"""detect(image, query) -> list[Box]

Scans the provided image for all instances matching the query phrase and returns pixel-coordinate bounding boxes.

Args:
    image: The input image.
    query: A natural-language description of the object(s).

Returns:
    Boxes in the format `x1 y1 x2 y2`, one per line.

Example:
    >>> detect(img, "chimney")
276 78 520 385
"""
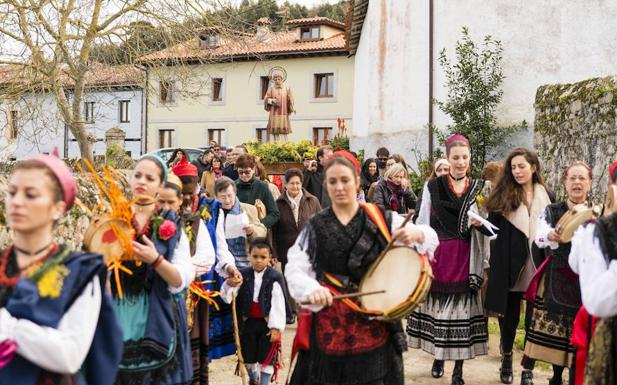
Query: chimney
256 17 272 42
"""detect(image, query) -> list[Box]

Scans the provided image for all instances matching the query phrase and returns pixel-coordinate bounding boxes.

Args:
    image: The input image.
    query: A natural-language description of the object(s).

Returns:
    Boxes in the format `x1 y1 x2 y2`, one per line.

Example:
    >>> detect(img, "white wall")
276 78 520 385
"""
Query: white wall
0 87 144 160
352 0 617 167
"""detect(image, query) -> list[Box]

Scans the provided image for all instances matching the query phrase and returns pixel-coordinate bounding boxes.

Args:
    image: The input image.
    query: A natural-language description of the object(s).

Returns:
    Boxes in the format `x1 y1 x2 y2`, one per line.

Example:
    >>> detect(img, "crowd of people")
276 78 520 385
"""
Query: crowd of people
1 136 617 385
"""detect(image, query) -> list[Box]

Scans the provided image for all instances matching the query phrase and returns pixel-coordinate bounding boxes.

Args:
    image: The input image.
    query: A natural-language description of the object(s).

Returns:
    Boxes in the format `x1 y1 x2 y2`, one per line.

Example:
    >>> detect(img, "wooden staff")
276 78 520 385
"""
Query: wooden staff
300 290 386 305
232 294 248 385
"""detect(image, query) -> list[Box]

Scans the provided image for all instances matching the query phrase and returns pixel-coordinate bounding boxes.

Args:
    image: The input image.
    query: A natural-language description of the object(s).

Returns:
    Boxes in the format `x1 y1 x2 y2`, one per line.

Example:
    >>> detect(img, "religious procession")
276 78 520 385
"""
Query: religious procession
1 0 617 385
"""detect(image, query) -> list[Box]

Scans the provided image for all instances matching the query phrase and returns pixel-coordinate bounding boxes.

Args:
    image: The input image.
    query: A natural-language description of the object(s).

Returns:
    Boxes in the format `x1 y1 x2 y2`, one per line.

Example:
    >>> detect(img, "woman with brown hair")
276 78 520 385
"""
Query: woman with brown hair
407 134 491 385
484 148 552 385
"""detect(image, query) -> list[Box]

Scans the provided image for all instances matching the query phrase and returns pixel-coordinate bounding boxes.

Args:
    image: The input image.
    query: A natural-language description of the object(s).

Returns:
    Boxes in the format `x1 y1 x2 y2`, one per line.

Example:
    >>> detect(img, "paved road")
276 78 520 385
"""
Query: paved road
209 323 558 385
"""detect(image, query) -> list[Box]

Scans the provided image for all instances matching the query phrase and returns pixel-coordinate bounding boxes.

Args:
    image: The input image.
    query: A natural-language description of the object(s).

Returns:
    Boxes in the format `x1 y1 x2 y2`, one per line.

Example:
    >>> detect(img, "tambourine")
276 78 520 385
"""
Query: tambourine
555 204 601 242
83 216 133 262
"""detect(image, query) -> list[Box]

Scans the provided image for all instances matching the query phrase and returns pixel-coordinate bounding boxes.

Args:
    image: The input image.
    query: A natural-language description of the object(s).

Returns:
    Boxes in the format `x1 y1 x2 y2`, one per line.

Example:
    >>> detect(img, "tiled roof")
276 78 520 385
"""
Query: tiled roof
347 0 369 56
140 30 347 63
287 16 346 30
0 63 144 89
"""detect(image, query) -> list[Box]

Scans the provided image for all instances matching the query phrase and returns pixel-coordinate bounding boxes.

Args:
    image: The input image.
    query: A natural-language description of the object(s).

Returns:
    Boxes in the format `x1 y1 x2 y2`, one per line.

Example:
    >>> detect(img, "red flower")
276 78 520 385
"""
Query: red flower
158 220 177 240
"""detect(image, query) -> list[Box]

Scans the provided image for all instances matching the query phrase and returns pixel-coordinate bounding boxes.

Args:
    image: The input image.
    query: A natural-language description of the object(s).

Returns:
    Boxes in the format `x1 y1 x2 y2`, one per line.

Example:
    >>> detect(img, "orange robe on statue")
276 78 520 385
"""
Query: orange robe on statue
264 86 294 135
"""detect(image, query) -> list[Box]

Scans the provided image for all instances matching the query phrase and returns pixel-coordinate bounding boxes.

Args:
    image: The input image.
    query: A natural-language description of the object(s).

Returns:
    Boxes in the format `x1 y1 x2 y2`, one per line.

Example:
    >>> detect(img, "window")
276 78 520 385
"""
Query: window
300 26 320 41
8 110 17 140
260 76 271 100
313 127 331 145
199 34 219 49
256 128 269 143
84 102 95 123
211 78 223 102
119 100 130 123
158 129 174 148
208 129 225 146
159 81 175 104
314 73 334 98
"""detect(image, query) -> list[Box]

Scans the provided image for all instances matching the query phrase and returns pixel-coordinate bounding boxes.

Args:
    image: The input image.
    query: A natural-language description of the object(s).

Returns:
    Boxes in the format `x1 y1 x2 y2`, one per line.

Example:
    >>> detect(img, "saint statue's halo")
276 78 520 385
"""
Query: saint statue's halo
268 66 287 82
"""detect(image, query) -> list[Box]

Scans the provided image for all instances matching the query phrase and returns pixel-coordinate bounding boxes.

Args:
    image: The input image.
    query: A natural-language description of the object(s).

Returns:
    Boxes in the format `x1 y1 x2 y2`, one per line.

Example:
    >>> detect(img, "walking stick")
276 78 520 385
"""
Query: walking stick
232 294 249 385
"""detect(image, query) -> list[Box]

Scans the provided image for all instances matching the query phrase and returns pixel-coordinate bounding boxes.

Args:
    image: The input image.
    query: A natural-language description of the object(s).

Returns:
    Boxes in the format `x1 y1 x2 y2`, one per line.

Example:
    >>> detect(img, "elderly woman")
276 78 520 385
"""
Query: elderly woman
235 155 280 229
215 176 267 269
371 163 417 214
272 168 321 271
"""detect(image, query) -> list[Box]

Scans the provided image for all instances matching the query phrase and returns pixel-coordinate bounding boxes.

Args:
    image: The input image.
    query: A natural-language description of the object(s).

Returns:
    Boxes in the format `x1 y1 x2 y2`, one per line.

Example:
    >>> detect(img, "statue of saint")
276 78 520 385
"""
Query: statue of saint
264 67 295 142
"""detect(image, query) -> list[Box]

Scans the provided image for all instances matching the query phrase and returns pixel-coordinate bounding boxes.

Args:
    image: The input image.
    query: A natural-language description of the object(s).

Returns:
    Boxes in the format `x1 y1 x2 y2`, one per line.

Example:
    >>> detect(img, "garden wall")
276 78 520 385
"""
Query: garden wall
535 75 617 201
0 165 130 249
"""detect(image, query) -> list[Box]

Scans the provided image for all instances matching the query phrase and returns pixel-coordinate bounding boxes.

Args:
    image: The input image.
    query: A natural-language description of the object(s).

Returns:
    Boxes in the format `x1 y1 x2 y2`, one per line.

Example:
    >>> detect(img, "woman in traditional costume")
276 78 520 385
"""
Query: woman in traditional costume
407 134 491 385
522 161 591 385
285 155 439 385
113 155 194 385
0 154 122 384
568 161 617 385
484 148 552 385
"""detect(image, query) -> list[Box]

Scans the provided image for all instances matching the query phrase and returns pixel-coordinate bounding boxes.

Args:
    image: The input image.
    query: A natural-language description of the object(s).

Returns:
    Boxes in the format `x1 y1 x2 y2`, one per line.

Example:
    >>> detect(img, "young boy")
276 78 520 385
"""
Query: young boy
221 239 286 385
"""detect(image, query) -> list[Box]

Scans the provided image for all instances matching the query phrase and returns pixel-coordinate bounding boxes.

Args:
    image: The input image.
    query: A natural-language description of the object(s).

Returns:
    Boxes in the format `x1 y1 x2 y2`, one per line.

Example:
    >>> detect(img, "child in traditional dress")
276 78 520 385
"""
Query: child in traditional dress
221 239 286 385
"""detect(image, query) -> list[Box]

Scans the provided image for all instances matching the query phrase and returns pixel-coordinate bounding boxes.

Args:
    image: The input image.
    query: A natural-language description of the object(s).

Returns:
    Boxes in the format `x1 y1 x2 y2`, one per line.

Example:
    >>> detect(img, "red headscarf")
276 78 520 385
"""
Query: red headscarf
172 158 198 177
332 150 361 175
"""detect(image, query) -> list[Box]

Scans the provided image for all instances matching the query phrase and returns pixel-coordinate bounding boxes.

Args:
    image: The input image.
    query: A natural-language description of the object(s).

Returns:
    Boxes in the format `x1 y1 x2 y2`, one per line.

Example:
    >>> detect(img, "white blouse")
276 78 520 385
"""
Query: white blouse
169 230 197 294
285 211 439 313
213 208 237 278
569 223 617 318
220 270 286 331
0 276 102 373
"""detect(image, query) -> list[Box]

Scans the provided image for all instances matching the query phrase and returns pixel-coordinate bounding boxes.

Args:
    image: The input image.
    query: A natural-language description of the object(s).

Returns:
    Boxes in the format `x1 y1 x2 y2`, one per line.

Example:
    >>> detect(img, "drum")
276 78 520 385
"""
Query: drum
83 216 133 262
358 246 432 322
555 204 600 242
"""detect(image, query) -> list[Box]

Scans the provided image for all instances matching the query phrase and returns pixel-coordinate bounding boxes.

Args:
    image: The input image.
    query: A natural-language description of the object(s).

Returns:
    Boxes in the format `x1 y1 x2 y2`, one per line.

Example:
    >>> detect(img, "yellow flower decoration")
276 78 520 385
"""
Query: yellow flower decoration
185 223 194 243
201 207 211 222
37 265 70 299
476 195 486 209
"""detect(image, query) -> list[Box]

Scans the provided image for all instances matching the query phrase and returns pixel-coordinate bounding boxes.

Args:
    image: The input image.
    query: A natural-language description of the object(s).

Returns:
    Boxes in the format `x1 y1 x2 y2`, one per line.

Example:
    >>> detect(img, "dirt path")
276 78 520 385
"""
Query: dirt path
208 324 558 385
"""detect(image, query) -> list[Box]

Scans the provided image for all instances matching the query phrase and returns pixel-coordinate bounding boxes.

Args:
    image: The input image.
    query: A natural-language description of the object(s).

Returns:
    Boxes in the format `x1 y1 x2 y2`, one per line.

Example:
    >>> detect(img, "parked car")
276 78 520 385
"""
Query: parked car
146 147 204 163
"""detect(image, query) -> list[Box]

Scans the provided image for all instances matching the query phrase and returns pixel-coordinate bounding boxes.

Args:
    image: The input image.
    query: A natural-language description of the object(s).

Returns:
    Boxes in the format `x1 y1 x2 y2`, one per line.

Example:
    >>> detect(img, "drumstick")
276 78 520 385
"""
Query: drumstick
300 290 385 305
384 210 415 252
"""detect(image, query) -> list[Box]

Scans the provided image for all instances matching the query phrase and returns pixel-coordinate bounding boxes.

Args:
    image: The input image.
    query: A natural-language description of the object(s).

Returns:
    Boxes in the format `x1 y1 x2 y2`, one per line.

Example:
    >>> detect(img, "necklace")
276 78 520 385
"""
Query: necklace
0 243 59 287
13 241 54 256
447 174 469 198
449 173 466 181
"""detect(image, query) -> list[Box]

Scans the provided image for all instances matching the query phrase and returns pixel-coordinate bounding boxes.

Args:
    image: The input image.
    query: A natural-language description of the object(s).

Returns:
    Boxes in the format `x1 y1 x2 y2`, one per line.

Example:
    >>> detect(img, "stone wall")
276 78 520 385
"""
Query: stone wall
0 167 130 249
534 76 617 201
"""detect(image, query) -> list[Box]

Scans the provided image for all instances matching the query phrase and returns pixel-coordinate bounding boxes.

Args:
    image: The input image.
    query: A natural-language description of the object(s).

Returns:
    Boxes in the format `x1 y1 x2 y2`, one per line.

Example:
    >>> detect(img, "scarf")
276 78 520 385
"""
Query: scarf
224 199 249 268
286 190 303 225
386 179 403 212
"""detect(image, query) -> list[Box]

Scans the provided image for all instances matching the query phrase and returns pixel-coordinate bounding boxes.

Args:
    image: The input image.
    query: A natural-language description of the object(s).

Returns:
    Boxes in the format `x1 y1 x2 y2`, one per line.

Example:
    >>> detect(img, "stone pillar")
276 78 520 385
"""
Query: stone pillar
105 127 126 149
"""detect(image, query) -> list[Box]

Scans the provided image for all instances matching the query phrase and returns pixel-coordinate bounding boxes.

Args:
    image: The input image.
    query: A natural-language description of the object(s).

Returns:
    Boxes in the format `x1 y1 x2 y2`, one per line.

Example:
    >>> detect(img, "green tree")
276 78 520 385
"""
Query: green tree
436 27 516 176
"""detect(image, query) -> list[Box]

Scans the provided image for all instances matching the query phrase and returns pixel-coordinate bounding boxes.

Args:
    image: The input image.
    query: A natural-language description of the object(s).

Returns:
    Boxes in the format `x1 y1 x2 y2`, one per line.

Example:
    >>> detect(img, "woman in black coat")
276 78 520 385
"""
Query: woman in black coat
484 148 551 385
372 162 417 214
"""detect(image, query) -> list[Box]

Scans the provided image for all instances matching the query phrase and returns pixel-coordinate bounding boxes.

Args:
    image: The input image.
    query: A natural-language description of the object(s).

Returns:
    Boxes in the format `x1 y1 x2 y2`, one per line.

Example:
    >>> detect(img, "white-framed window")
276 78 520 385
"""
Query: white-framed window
8 110 17 140
84 101 95 123
256 128 269 143
119 100 130 123
158 129 174 148
312 127 332 145
207 128 225 146
159 81 175 104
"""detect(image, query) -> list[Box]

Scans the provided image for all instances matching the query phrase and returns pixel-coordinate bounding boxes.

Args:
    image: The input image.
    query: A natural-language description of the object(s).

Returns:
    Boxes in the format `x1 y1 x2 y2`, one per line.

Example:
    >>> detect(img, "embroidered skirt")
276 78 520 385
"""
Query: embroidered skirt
524 279 575 367
407 291 488 361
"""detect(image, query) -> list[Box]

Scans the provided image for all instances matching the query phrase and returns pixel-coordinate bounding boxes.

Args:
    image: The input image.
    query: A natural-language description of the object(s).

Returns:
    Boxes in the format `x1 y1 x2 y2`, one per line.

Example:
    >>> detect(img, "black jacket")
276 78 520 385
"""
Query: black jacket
371 179 417 214
223 164 238 180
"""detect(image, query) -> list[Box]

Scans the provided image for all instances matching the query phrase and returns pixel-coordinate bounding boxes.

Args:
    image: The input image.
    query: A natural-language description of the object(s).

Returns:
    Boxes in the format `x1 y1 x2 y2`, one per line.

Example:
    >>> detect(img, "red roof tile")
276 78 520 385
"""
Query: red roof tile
140 30 347 63
287 17 346 29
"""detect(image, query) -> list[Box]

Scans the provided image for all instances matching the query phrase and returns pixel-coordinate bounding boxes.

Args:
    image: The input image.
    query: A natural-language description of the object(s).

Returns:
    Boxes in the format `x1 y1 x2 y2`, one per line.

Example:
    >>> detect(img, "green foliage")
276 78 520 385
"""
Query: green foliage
105 144 135 169
436 27 517 176
246 140 318 164
328 135 349 151
408 148 445 195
